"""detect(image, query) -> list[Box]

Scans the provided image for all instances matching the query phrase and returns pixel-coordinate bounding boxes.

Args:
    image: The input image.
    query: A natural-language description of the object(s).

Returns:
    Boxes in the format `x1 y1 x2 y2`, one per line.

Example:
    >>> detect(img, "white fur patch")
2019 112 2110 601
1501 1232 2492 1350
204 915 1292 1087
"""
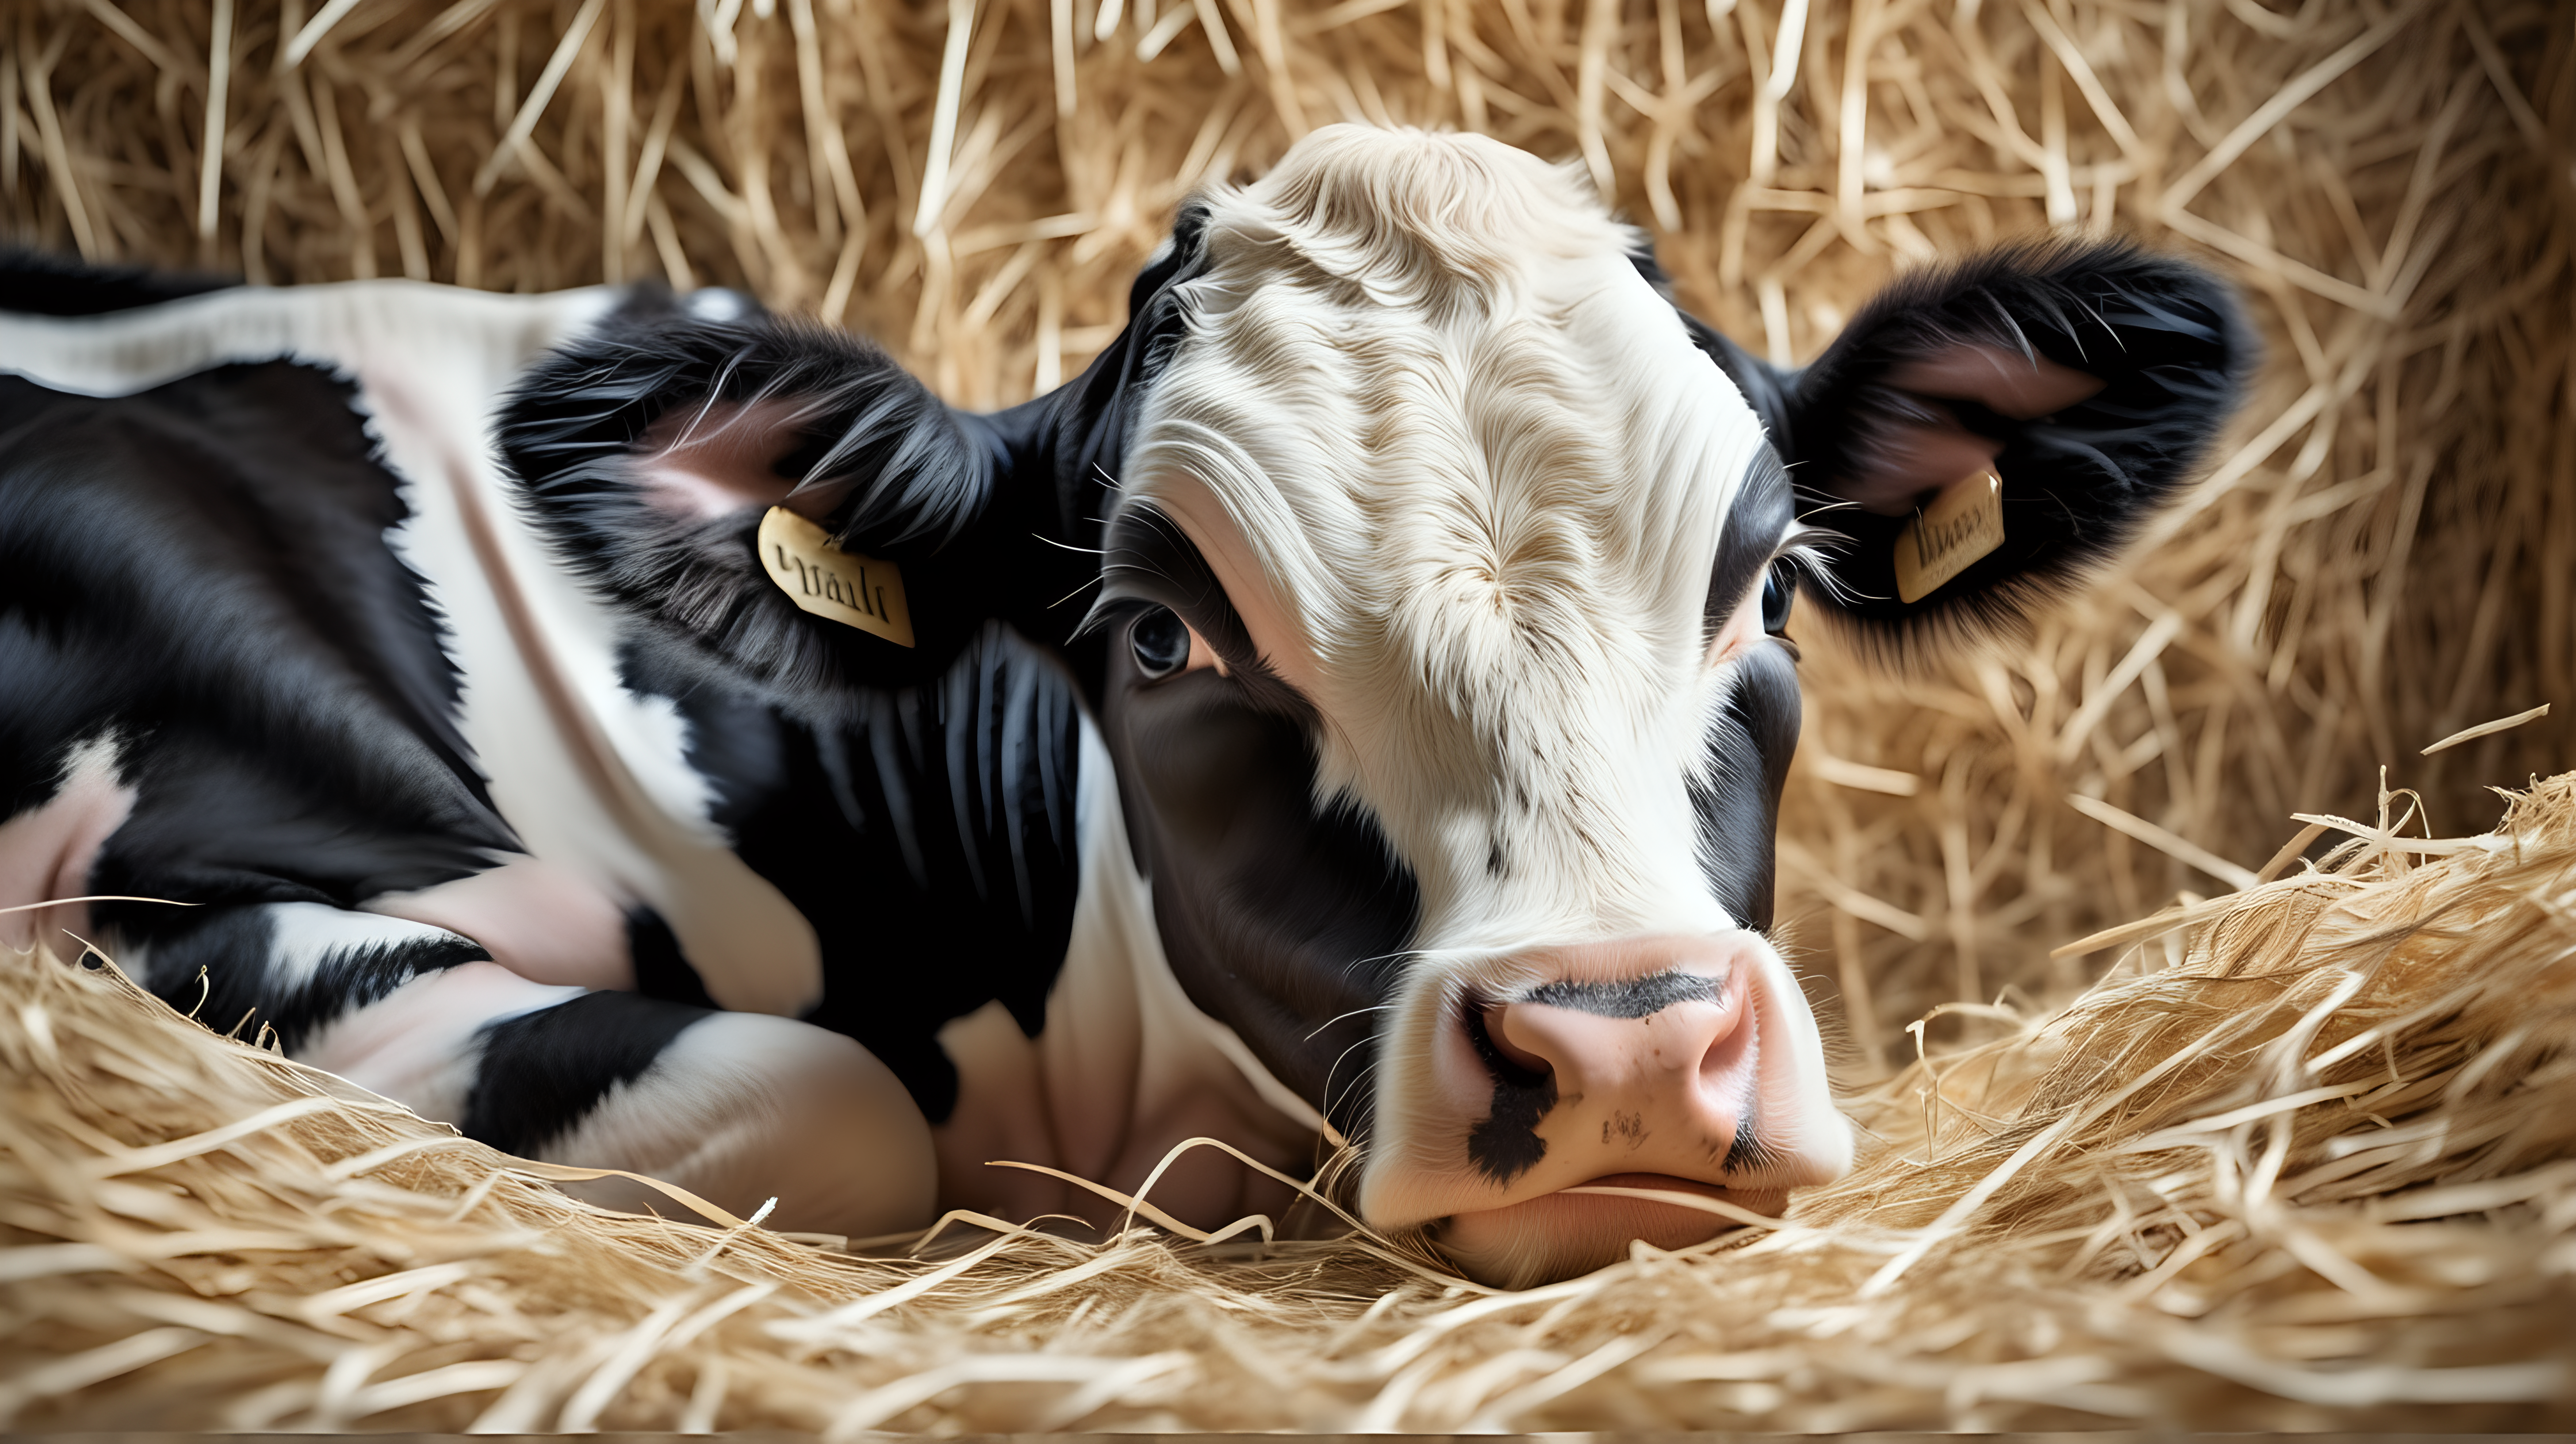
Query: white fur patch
0 733 134 955
261 902 472 992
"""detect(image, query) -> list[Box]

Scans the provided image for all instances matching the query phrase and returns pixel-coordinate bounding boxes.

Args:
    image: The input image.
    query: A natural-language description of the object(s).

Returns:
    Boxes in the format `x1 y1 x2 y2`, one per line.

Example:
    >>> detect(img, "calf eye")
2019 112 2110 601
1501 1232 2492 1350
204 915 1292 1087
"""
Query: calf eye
1130 606 1192 679
1761 561 1797 634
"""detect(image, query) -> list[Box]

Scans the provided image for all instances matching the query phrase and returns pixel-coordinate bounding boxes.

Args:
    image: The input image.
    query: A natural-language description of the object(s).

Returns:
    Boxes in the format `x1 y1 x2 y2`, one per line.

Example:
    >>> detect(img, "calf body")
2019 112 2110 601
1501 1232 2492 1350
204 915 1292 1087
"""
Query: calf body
0 282 1311 1236
2 127 2242 1285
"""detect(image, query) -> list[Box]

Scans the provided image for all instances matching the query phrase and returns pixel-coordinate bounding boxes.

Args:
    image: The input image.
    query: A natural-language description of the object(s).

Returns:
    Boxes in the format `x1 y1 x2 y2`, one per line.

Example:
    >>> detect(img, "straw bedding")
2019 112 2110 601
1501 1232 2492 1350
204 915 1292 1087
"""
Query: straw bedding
5 0 2575 1429
6 783 2576 1431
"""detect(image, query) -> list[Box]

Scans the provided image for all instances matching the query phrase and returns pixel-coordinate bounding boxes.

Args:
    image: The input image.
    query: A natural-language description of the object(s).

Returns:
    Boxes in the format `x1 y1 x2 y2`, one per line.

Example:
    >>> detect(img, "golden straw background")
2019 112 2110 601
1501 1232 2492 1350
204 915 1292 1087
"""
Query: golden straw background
5 0 2576 1429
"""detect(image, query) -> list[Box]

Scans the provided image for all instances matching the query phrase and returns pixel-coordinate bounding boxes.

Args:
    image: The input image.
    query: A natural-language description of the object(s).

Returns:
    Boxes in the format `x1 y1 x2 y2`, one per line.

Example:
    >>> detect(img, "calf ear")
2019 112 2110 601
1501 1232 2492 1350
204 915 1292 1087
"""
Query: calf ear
1721 240 2249 635
499 289 1037 699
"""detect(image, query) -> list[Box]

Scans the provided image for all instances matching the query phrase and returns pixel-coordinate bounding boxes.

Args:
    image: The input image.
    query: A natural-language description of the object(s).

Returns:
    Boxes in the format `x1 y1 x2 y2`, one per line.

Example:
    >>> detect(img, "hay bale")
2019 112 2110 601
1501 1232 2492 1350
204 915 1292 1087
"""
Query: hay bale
6 777 2576 1430
4 0 2575 1428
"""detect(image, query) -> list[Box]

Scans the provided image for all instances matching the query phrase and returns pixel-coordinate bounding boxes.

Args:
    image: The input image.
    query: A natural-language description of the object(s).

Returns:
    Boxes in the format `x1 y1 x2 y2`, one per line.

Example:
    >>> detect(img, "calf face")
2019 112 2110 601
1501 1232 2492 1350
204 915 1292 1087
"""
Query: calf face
514 126 2244 1285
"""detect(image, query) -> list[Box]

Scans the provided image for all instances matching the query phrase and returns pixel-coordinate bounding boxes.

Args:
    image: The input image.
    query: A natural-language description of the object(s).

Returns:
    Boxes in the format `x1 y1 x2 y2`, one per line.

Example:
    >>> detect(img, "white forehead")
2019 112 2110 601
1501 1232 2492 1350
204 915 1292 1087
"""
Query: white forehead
1121 127 1783 945
1123 126 1774 684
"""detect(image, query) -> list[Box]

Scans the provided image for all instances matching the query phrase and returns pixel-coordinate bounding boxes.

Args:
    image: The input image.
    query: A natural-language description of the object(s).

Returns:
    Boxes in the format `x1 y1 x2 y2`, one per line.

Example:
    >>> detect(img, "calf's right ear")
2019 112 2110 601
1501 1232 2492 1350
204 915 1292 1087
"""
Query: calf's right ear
1694 239 2251 640
498 289 1054 699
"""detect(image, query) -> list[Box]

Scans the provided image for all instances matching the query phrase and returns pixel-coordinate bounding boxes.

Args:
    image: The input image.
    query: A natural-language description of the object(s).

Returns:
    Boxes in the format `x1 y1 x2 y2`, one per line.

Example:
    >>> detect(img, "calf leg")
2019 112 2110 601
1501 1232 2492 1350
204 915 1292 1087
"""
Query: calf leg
471 995 939 1237
117 901 935 1237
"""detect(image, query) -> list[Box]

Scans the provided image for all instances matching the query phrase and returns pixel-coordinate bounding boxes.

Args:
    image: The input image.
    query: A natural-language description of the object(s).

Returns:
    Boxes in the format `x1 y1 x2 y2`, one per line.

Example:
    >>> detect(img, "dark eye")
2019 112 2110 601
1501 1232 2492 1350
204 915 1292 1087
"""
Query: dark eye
1130 606 1192 680
1760 561 1796 634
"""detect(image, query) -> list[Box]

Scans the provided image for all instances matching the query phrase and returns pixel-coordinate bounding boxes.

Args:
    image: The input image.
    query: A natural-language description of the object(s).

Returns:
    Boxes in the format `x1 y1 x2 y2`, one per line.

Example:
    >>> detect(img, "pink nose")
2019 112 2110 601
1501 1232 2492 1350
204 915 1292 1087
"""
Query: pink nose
1476 934 1766 1185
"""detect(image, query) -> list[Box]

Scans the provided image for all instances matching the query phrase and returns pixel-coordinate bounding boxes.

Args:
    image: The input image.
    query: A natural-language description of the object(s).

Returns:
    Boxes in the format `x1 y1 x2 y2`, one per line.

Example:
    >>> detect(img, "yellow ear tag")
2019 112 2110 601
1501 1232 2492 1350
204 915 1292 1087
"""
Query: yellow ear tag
1893 469 2005 605
758 506 916 648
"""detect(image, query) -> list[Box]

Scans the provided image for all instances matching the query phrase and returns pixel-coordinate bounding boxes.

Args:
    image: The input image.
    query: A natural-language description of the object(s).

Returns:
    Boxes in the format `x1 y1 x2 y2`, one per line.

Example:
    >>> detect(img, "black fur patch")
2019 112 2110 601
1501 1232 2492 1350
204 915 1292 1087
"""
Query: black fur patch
461 991 707 1158
1 249 236 315
1102 627 1420 1141
1006 204 1213 526
1705 450 1795 634
625 624 1083 1124
3 361 514 909
627 905 717 1010
1690 640 1802 933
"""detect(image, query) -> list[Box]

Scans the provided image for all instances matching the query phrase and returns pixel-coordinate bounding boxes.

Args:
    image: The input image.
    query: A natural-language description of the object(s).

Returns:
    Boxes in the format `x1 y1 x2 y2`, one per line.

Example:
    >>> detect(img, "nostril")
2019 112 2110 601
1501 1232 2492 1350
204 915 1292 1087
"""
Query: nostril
1469 1001 1551 1083
1699 977 1749 1080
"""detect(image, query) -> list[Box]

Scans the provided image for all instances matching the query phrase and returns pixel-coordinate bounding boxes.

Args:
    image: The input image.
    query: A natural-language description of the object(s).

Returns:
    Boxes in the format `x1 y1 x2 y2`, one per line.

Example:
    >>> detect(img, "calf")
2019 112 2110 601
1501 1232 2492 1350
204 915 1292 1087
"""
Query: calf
0 126 2242 1286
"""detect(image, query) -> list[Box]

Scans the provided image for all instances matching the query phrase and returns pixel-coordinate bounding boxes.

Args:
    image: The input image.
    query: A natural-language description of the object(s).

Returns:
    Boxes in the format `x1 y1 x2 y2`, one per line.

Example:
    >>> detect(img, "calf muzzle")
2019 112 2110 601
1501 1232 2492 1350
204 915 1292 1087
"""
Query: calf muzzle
1475 935 1764 1187
1375 931 1849 1288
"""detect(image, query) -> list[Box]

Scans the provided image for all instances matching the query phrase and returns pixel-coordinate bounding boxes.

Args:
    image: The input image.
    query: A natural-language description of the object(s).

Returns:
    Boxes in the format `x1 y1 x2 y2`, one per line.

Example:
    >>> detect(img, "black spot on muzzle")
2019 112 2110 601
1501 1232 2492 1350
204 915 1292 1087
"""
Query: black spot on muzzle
1466 1072 1558 1185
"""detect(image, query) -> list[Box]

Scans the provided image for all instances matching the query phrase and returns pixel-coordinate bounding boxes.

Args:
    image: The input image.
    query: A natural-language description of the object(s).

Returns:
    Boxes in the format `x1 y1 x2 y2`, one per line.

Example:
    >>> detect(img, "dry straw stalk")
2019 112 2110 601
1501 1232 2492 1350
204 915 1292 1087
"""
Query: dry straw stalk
4 0 2575 1429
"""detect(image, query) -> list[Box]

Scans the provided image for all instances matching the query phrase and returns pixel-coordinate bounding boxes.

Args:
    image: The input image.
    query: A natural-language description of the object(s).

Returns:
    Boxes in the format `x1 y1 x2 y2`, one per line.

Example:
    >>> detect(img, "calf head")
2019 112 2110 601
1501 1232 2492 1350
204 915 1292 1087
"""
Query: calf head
509 125 2244 1287
1087 128 2243 1285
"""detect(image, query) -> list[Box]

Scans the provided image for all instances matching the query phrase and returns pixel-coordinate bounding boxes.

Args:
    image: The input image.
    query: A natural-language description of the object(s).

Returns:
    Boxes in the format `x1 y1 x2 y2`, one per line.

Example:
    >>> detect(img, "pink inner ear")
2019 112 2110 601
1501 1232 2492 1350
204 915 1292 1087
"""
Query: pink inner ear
634 399 853 522
1883 343 2105 419
1841 425 2002 516
1838 345 2110 516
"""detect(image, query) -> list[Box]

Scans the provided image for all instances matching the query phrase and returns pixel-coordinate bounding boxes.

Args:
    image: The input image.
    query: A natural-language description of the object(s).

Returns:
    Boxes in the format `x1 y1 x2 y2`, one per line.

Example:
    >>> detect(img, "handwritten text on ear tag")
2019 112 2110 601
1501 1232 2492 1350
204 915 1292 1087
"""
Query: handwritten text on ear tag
759 506 916 648
1893 469 2005 605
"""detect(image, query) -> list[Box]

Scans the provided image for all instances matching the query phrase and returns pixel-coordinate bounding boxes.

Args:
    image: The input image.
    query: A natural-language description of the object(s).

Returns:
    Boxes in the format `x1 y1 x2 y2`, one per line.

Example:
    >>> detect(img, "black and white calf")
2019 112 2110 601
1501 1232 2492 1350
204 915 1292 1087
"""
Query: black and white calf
1 127 2242 1286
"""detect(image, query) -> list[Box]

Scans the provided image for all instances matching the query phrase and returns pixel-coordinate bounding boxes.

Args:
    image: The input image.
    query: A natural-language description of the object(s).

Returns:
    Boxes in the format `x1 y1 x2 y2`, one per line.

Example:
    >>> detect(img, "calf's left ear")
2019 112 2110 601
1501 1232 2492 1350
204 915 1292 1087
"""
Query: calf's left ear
1695 239 2250 634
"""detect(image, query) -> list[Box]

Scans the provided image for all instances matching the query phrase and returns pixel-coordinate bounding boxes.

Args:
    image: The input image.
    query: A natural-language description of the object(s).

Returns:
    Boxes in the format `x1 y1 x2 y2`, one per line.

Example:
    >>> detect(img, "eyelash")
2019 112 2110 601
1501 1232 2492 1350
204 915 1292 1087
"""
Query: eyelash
1078 593 1161 639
